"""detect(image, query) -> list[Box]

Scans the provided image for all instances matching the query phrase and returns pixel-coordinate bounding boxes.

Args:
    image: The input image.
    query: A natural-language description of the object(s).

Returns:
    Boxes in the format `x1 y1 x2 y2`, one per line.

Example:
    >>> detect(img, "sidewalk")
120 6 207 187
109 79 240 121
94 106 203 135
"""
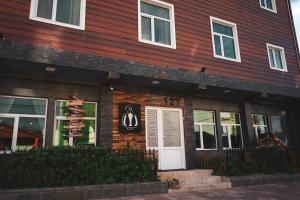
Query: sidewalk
104 182 300 200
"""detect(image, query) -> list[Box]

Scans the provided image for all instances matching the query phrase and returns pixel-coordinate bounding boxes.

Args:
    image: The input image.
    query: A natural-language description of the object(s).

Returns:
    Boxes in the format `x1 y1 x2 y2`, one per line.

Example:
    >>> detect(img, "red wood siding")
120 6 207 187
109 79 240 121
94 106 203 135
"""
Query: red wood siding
0 0 299 87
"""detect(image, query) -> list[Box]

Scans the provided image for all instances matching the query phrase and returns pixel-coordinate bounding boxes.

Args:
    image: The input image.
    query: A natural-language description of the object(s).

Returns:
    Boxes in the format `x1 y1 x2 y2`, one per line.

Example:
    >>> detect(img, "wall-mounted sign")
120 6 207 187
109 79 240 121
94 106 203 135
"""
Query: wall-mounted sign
119 103 141 133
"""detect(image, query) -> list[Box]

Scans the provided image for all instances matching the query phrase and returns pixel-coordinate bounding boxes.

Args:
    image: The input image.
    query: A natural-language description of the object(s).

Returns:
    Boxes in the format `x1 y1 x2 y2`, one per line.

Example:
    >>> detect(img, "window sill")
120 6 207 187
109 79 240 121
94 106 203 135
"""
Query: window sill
139 38 176 49
214 55 241 63
29 16 85 30
270 67 288 72
260 6 277 13
196 148 218 151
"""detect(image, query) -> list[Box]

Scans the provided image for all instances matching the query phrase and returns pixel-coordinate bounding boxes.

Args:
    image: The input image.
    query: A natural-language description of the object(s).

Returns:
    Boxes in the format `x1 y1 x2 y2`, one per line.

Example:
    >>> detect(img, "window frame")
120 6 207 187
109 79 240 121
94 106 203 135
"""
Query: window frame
53 99 97 146
29 0 86 30
193 110 218 151
259 0 277 13
220 112 244 150
0 95 48 153
266 43 288 72
210 17 241 63
138 0 176 49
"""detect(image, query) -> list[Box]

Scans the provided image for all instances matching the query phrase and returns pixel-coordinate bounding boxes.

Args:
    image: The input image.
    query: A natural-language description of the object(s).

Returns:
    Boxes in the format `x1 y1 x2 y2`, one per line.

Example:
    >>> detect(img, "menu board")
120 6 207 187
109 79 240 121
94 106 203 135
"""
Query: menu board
162 110 181 147
146 109 158 147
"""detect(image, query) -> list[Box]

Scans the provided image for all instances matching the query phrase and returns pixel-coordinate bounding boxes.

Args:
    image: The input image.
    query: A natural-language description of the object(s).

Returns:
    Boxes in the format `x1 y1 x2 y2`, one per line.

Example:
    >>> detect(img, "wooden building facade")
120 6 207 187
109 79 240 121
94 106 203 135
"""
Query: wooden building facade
0 0 300 170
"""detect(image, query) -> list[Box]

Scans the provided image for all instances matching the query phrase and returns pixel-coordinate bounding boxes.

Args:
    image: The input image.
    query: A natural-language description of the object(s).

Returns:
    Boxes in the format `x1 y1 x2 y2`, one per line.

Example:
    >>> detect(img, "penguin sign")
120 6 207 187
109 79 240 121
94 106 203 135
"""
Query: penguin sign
119 103 141 133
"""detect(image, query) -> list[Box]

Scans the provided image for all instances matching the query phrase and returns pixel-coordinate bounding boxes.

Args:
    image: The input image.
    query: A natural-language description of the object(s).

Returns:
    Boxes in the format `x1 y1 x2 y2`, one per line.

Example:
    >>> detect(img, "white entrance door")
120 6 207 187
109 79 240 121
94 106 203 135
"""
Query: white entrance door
146 107 186 170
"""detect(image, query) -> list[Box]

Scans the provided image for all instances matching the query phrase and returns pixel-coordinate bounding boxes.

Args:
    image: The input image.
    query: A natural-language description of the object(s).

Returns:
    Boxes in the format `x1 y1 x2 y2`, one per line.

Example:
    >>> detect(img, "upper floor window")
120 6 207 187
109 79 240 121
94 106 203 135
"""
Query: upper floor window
220 112 243 149
260 0 277 13
194 110 217 150
138 0 176 49
210 17 241 62
30 0 86 30
266 43 288 72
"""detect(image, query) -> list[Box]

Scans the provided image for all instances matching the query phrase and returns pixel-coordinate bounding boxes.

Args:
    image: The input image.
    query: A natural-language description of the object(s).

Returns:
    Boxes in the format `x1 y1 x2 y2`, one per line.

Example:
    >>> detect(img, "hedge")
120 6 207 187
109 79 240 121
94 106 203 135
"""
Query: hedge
0 146 158 189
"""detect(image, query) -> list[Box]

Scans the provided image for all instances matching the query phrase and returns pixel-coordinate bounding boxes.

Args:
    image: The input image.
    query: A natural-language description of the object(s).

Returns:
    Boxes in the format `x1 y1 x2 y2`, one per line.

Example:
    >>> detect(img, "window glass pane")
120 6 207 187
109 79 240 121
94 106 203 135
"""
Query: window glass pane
142 16 152 41
0 97 46 115
222 126 229 148
255 126 268 141
221 112 240 125
214 35 222 56
76 120 96 145
141 2 170 19
266 0 273 9
146 109 158 148
56 0 81 26
230 126 243 148
213 23 233 37
274 49 283 69
261 0 266 7
194 125 201 148
16 117 44 151
193 111 214 123
269 49 275 67
55 119 69 146
0 117 14 151
252 114 267 126
37 0 53 19
154 19 171 45
202 124 216 149
223 36 236 59
56 101 96 118
270 115 283 133
162 110 181 147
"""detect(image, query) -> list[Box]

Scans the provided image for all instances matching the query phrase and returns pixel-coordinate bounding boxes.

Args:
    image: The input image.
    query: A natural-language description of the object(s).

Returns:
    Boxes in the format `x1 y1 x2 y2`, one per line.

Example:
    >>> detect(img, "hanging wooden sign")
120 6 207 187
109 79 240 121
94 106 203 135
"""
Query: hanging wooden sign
64 95 85 138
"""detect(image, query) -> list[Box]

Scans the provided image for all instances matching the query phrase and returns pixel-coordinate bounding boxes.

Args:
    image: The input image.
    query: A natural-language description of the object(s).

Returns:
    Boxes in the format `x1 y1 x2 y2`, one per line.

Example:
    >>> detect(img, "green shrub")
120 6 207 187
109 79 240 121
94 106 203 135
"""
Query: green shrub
0 146 158 189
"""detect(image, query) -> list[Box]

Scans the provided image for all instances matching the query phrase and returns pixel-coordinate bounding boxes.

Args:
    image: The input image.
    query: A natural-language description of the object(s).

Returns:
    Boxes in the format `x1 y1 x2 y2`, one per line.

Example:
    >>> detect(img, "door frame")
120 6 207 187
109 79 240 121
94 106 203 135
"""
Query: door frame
145 106 186 170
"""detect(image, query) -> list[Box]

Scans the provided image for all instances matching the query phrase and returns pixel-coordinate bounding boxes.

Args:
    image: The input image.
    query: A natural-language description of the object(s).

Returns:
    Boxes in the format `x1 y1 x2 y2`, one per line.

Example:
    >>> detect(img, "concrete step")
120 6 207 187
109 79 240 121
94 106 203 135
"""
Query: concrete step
159 169 213 180
169 182 232 193
178 176 221 185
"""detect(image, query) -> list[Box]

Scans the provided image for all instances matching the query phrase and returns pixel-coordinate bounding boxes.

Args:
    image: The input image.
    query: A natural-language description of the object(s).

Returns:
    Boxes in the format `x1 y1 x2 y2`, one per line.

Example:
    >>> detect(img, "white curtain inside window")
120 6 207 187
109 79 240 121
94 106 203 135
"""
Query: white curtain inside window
56 0 81 26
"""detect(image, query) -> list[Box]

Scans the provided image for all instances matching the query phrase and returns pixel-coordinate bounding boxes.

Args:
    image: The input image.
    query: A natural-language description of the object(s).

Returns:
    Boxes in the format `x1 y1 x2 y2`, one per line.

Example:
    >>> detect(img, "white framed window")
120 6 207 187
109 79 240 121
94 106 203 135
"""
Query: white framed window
260 0 277 13
53 100 97 146
210 17 241 62
0 96 48 153
266 43 288 72
220 112 243 149
138 0 176 49
29 0 86 30
193 110 217 150
252 114 268 145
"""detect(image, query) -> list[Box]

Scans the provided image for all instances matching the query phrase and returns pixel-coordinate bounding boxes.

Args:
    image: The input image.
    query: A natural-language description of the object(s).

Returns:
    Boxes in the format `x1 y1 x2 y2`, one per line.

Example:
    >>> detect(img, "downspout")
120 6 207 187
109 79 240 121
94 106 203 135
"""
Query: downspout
287 0 300 77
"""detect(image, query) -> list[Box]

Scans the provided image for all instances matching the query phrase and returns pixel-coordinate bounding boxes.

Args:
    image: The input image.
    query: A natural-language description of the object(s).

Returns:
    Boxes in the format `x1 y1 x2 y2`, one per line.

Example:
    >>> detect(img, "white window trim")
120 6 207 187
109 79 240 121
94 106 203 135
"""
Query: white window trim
220 112 244 150
53 100 97 146
194 110 218 151
259 0 277 13
266 43 288 72
138 0 176 49
29 0 86 30
0 95 48 153
210 17 241 63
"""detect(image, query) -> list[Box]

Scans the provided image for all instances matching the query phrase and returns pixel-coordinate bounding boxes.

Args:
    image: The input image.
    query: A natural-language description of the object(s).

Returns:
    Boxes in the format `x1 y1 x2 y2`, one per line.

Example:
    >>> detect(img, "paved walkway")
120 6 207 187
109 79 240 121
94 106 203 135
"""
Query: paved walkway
104 183 300 200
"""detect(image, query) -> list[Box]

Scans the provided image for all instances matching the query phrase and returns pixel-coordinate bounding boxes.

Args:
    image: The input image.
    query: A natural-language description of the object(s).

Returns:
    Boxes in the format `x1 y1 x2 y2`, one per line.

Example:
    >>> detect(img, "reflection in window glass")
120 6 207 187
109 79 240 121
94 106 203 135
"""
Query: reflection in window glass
270 115 287 144
54 100 97 146
252 114 268 144
221 112 243 149
0 117 14 152
194 111 217 150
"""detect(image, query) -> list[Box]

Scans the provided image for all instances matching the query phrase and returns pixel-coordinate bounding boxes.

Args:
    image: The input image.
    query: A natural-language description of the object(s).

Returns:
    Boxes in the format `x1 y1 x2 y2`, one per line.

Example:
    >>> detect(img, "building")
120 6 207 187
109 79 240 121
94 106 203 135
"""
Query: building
0 0 300 170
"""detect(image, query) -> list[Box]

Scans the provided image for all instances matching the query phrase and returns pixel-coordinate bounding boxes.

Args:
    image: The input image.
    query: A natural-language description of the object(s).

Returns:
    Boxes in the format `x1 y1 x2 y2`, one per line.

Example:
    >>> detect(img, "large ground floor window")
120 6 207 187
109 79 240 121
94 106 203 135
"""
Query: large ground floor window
53 100 97 146
193 110 217 150
221 112 243 149
0 96 47 153
252 114 268 144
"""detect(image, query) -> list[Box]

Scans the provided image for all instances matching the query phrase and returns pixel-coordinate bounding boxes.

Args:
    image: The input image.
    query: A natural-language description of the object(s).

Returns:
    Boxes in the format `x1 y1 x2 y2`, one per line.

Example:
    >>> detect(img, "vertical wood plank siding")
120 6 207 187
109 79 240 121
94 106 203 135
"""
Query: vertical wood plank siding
0 0 299 87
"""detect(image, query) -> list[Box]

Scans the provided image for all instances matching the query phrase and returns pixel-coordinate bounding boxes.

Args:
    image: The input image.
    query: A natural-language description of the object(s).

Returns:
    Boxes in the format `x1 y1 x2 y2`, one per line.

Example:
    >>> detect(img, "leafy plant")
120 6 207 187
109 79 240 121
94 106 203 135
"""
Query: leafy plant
0 146 158 189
